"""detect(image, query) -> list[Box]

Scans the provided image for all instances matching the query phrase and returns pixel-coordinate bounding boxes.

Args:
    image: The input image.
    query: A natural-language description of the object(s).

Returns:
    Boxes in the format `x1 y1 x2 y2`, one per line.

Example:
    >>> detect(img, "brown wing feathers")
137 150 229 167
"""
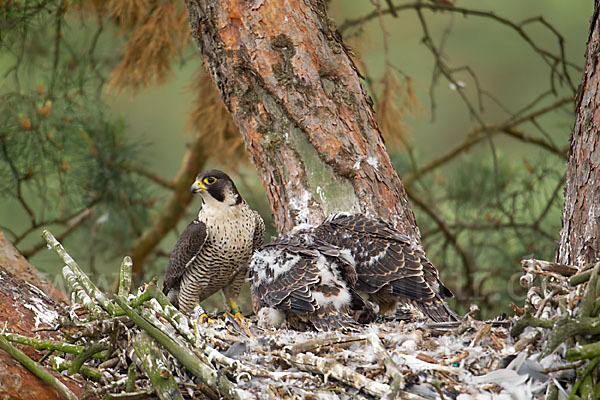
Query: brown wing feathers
162 219 207 295
250 213 459 330
317 215 453 298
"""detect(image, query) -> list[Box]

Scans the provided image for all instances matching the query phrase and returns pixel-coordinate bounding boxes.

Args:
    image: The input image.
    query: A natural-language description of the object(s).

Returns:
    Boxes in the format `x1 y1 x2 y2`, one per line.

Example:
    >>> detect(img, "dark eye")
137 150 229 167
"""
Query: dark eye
204 177 217 185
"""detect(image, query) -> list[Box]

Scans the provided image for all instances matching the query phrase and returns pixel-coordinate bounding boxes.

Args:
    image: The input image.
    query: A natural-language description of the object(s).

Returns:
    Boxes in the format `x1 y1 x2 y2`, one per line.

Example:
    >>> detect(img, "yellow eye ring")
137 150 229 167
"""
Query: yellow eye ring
204 177 217 185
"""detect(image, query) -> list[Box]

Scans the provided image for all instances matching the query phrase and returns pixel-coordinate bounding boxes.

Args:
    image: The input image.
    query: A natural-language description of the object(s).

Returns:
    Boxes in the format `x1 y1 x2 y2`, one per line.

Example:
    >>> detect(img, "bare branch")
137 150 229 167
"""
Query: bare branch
123 162 176 190
129 132 207 277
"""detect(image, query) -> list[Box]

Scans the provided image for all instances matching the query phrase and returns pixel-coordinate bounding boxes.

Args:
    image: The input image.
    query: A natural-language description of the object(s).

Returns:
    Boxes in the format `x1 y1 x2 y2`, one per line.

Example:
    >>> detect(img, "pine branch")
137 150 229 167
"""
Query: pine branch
124 162 175 190
0 335 78 400
129 131 207 277
21 208 92 258
133 330 184 400
44 229 121 316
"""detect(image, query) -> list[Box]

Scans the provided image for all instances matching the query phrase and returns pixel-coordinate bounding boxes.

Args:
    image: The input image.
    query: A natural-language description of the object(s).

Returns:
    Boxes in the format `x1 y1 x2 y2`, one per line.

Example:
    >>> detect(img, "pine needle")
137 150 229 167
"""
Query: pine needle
108 0 149 30
108 1 190 92
375 70 424 148
187 72 248 167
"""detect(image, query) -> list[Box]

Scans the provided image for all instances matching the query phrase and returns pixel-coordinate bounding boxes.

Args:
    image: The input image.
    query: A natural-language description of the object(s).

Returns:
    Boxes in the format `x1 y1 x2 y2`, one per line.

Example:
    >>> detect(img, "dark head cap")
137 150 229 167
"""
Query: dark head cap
191 169 242 205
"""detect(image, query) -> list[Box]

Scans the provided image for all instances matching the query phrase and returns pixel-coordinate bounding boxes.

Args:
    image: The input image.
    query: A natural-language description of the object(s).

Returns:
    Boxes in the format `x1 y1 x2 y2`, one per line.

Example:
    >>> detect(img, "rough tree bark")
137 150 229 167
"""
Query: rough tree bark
183 0 421 244
558 2 600 266
0 232 89 399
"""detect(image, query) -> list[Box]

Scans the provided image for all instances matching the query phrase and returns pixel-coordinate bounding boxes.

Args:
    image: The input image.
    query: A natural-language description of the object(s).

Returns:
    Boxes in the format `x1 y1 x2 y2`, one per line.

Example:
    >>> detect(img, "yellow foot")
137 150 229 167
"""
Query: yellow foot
233 311 245 320
199 313 215 324
223 310 246 320
190 305 214 324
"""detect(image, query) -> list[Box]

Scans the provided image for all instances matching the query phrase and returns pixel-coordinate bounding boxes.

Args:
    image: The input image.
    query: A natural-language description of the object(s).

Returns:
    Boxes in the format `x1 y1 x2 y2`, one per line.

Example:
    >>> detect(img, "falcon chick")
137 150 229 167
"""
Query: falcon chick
250 213 457 331
250 234 376 332
163 170 265 317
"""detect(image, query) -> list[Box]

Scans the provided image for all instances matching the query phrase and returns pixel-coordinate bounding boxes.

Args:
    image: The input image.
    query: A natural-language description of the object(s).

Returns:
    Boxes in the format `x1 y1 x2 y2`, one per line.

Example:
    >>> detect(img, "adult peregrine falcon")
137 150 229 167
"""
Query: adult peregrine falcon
250 213 457 331
163 170 265 317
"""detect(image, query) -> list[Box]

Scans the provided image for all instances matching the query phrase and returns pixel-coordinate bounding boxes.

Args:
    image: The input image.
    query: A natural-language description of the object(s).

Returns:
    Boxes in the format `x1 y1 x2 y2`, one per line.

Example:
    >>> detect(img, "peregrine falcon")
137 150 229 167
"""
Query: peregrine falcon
162 170 265 317
250 234 376 331
250 213 457 331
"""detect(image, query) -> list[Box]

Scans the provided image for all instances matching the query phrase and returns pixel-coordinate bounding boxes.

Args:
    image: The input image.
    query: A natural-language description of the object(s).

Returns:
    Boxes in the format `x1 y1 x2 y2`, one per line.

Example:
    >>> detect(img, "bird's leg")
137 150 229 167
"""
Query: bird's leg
220 271 254 336
190 304 214 324
226 298 244 320
179 275 215 323
223 296 254 337
222 270 247 320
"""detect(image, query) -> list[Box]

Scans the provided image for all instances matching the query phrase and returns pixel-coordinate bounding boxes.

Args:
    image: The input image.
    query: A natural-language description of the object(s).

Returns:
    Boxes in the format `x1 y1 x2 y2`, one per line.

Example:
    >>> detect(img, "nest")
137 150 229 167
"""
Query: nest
3 231 598 400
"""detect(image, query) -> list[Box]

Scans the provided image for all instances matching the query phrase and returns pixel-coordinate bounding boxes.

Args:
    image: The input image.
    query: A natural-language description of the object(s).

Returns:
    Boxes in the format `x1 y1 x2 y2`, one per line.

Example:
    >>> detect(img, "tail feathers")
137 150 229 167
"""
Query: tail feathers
310 304 359 332
417 297 461 322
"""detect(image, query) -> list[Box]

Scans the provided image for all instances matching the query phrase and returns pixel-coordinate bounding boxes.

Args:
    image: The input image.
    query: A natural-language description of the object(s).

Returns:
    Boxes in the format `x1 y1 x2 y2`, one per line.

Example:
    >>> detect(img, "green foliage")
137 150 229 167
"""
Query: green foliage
394 150 564 317
0 1 153 266
0 0 586 320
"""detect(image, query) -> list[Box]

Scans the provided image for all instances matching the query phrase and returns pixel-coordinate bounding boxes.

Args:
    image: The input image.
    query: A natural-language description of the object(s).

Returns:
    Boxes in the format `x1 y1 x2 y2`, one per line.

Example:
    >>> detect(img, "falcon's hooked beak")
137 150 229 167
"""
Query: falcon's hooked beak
191 180 207 194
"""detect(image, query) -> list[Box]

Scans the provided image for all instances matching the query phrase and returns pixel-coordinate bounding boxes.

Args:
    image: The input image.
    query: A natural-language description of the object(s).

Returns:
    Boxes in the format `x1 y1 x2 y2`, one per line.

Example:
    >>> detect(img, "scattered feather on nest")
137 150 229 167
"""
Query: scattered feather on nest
3 232 592 400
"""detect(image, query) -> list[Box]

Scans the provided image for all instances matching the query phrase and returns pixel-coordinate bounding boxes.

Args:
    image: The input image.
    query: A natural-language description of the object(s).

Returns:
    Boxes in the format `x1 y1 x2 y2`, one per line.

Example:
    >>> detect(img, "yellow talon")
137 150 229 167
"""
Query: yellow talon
233 311 245 320
222 311 245 321
199 313 215 324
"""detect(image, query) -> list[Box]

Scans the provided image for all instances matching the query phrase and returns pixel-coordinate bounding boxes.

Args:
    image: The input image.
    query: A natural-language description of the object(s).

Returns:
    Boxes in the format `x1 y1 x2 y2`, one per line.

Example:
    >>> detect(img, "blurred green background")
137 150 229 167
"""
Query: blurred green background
0 0 591 317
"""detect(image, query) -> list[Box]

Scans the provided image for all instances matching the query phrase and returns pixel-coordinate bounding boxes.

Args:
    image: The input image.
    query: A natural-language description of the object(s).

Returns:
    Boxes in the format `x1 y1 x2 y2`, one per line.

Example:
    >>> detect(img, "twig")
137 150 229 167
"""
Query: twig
570 271 593 286
510 310 555 337
129 284 194 344
0 335 78 400
578 262 600 318
133 330 184 400
113 296 249 400
21 205 96 258
68 343 107 375
124 162 176 190
2 332 106 357
280 351 392 398
61 316 133 340
340 3 580 81
126 362 137 392
63 265 105 317
366 332 401 377
403 97 572 186
119 256 133 297
566 341 600 361
543 317 600 358
48 355 102 380
569 358 600 397
43 229 121 316
102 390 154 399
288 333 377 355
540 360 585 374
534 287 562 318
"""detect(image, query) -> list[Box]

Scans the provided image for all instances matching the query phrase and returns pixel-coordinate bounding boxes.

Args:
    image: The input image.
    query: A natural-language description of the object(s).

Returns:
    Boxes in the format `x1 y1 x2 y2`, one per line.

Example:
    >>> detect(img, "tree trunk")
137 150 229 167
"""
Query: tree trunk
558 2 600 266
0 233 89 399
183 0 421 243
0 232 68 304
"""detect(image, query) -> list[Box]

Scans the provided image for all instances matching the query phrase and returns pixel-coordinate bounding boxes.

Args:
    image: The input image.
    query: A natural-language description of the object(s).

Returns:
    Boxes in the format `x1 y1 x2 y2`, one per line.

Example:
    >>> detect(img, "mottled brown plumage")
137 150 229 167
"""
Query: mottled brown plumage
312 213 457 322
250 213 457 331
250 234 374 331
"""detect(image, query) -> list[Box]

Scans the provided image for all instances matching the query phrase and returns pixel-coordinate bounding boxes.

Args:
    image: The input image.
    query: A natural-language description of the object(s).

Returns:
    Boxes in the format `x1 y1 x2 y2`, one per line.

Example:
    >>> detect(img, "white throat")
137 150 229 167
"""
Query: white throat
197 190 244 221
